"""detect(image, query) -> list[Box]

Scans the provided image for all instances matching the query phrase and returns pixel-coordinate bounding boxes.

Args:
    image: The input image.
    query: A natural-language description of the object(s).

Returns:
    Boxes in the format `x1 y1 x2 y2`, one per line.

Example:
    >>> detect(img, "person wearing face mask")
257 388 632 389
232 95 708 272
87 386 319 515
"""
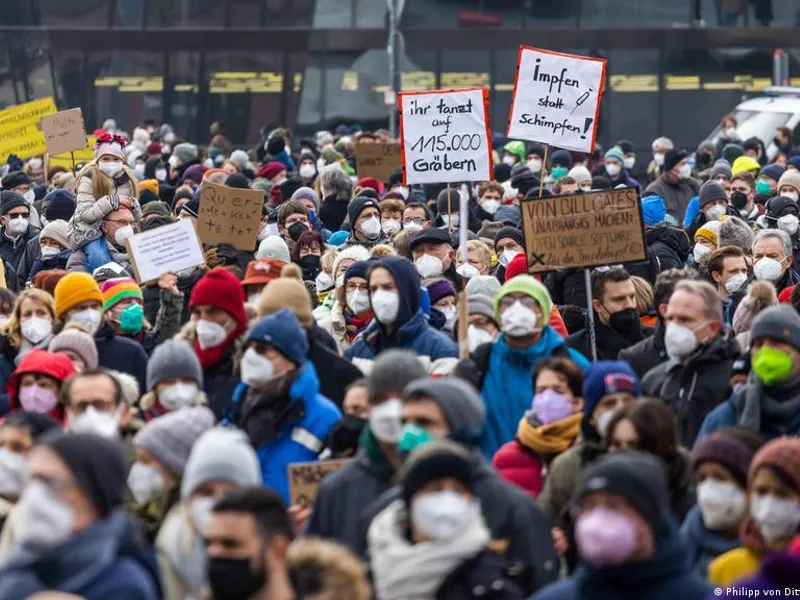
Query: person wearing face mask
167 142 201 185
137 339 206 421
410 227 463 292
471 181 505 227
646 136 673 185
276 200 311 250
312 244 370 321
749 229 800 295
755 163 784 203
48 325 99 374
369 440 524 600
182 267 248 418
502 140 526 167
426 278 458 333
0 170 43 229
308 350 426 550
456 239 493 280
6 349 75 426
777 169 800 204
0 432 160 600
643 280 739 446
602 146 641 191
318 260 374 354
344 196 389 249
434 187 469 233
345 256 458 368
241 257 285 306
686 181 738 242
760 195 800 272
699 305 800 441
378 196 405 240
453 294 500 354
708 246 750 306
566 268 652 361
324 378 369 459
0 191 40 274
534 451 712 600
19 189 75 285
228 309 341 503
290 230 326 285
644 148 700 222
709 437 800 587
493 357 584 500
157 427 261 600
21 219 70 286
690 220 721 273
524 143 547 176
681 428 763 578
493 227 525 283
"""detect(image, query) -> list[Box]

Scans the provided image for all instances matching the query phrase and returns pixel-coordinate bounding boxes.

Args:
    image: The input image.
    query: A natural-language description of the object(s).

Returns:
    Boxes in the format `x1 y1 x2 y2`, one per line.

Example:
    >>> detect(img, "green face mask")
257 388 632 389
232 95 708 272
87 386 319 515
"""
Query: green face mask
551 166 568 181
756 180 772 196
752 346 793 385
398 423 435 455
119 303 144 335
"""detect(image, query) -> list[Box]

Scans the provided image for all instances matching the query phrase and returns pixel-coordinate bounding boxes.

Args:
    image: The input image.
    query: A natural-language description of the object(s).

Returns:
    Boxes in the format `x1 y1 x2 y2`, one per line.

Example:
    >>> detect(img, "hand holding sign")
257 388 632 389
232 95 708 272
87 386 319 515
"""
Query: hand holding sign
40 108 87 156
198 180 265 251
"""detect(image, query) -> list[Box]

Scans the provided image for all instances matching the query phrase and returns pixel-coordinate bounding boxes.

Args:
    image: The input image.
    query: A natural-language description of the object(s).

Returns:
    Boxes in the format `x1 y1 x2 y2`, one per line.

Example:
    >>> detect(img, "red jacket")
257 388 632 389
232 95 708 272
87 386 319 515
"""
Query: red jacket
492 439 545 500
7 349 76 423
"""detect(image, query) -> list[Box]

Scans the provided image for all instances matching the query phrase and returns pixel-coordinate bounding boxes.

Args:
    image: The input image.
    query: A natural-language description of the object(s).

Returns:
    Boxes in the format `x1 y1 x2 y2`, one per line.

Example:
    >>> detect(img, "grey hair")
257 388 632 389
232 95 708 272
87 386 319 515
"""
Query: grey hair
652 137 673 151
673 279 723 321
719 216 755 252
319 164 352 201
753 229 792 258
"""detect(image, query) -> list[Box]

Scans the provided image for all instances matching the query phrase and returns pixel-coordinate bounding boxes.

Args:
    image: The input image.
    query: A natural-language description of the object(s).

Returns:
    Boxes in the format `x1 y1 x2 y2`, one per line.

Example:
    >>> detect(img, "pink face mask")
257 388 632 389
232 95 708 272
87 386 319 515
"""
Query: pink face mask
575 507 637 567
19 385 58 414
532 389 573 425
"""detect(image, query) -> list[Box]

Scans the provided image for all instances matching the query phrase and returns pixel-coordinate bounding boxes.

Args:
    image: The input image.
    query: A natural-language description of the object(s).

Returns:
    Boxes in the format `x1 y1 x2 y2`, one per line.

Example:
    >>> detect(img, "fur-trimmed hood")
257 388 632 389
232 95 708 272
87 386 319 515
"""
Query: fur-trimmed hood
287 537 371 600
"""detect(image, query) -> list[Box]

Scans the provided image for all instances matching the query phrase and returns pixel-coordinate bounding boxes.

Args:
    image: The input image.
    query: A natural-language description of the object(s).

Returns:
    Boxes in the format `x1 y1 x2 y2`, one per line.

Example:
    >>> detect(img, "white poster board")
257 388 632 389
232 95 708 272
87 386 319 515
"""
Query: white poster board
506 46 607 153
399 87 493 185
125 219 206 284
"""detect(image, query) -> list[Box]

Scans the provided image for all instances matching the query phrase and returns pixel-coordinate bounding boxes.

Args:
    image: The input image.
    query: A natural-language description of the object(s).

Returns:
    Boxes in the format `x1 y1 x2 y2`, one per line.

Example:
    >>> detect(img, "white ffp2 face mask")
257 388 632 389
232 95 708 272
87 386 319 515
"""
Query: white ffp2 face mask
371 290 400 325
697 479 747 531
195 319 228 350
467 324 495 352
368 398 403 444
754 257 784 282
415 253 444 278
501 301 539 337
359 217 381 240
70 406 120 439
99 162 123 177
346 290 370 315
127 461 166 505
17 480 74 549
159 382 198 410
750 494 800 543
21 317 52 344
664 322 700 361
69 308 103 334
411 491 476 541
240 347 275 388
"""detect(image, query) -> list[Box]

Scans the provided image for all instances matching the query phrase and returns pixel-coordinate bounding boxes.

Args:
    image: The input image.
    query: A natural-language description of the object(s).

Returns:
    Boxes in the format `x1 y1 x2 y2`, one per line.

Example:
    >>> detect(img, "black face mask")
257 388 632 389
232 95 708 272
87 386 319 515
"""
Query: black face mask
730 191 749 210
298 254 321 278
326 413 366 456
608 307 640 335
288 221 308 242
208 555 266 600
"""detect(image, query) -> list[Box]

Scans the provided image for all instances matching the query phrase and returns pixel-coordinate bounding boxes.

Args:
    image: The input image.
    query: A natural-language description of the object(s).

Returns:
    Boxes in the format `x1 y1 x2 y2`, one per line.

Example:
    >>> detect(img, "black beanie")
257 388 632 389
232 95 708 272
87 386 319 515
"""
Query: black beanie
347 196 379 227
280 177 303 202
576 451 669 538
664 149 687 173
399 440 473 506
0 191 27 216
41 432 127 517
225 173 251 189
494 226 525 251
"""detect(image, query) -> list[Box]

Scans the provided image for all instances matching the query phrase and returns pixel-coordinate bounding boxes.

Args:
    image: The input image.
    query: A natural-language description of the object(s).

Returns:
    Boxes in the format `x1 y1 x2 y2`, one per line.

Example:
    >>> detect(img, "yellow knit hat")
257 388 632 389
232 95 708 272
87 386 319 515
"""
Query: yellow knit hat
694 221 721 247
54 272 104 318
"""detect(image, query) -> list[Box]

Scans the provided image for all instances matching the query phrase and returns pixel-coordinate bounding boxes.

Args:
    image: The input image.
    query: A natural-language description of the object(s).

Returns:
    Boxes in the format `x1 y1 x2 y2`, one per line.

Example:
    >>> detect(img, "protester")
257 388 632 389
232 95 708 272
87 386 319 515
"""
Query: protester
140 339 207 421
644 148 701 222
287 537 372 600
48 325 99 372
6 349 76 424
318 260 374 353
0 190 41 273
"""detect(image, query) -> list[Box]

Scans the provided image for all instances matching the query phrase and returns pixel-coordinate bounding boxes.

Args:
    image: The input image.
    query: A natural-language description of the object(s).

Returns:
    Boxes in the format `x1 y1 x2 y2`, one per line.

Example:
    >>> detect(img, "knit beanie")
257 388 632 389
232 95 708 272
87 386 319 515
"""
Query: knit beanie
101 277 144 311
467 295 497 325
709 160 732 181
0 191 27 216
291 187 320 210
173 143 198 164
367 349 426 404
402 377 485 444
1 170 31 190
400 440 473 506
426 279 456 306
692 431 758 488
722 143 745 164
189 267 247 330
246 309 308 365
257 161 286 181
582 360 641 418
182 164 206 185
761 164 785 183
604 146 625 164
778 169 800 195
699 181 728 208
694 221 721 246
257 236 291 264
749 304 800 352
230 150 250 172
180 427 262 500
494 275 552 323
465 275 501 299
568 165 592 185
749 437 800 492
41 431 127 517
43 189 76 222
147 339 204 391
732 281 778 336
142 201 171 219
257 271 313 328
343 260 370 284
494 227 525 251
48 328 99 369
347 196 380 228
504 252 529 281
719 216 755 252
732 156 760 176
332 245 371 282
39 220 70 249
664 149 687 173
577 451 670 538
550 149 573 169
54 272 104 318
133 406 216 478
138 178 160 197
94 138 125 161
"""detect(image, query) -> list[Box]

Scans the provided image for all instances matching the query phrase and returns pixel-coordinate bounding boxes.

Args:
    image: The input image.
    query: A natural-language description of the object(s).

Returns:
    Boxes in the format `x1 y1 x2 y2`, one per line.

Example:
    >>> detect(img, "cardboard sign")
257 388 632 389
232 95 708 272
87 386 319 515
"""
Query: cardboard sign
40 108 87 156
0 97 58 161
198 180 265 251
125 219 206 284
49 136 96 170
399 87 492 185
355 142 402 182
287 459 350 509
520 187 645 272
507 47 607 153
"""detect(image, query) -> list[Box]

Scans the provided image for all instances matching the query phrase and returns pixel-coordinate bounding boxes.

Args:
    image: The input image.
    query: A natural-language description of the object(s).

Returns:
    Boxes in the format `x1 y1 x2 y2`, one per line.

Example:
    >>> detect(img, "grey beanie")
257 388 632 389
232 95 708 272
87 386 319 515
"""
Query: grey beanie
133 406 215 477
465 275 501 299
367 349 426 404
181 427 262 499
147 339 203 391
750 305 800 352
467 295 497 324
174 143 198 164
49 327 99 369
699 181 728 208
402 377 485 443
719 216 755 252
709 159 732 181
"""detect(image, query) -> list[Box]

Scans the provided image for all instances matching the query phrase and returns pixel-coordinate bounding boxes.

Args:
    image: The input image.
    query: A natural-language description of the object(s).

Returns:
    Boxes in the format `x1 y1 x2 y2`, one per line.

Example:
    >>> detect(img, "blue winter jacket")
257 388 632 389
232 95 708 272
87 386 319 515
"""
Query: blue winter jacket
480 327 590 459
231 362 342 504
344 256 458 361
680 504 741 579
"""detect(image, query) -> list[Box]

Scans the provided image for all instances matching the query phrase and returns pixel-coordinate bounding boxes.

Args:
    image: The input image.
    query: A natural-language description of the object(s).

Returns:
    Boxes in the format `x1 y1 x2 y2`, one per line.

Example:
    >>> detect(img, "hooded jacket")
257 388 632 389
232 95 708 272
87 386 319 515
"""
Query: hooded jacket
345 256 458 362
643 328 740 447
6 348 75 423
680 504 741 579
645 224 691 272
306 323 363 407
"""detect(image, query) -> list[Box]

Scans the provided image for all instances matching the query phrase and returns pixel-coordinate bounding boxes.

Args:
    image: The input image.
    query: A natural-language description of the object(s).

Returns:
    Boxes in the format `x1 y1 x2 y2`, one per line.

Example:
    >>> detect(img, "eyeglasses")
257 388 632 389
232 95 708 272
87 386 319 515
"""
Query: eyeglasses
345 283 369 293
8 213 29 220
403 218 424 225
498 295 538 310
72 400 116 414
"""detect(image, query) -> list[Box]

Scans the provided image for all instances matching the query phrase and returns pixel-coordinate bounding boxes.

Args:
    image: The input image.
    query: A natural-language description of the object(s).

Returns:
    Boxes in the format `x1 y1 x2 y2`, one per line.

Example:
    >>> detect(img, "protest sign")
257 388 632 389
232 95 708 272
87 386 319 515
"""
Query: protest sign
0 97 58 161
507 47 607 153
49 136 96 170
520 187 645 272
399 87 492 185
125 219 206 284
355 142 402 182
198 180 265 251
287 459 350 509
40 108 87 156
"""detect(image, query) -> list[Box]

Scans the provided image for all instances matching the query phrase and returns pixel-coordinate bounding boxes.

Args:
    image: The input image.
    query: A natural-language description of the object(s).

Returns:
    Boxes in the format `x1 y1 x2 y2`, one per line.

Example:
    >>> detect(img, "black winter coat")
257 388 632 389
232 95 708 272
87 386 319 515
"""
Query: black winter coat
436 551 525 600
566 314 653 361
318 193 349 232
307 325 362 407
0 226 40 273
94 322 149 394
646 224 691 273
203 346 240 420
643 328 741 447
618 322 668 378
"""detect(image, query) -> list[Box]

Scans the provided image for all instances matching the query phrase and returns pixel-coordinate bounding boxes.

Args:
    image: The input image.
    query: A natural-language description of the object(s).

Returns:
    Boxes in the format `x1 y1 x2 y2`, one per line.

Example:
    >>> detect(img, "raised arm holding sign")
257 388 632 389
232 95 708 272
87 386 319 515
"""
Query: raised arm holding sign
198 180 265 251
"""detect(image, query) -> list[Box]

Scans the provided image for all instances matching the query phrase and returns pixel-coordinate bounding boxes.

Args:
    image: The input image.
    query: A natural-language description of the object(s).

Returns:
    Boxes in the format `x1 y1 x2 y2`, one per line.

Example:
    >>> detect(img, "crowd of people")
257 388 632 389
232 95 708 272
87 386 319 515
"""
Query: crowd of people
0 112 798 599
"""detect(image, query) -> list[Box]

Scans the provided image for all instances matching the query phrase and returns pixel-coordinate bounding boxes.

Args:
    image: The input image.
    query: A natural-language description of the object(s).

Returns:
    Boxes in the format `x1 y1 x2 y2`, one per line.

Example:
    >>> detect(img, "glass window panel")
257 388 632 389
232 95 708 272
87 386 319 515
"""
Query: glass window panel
38 0 108 27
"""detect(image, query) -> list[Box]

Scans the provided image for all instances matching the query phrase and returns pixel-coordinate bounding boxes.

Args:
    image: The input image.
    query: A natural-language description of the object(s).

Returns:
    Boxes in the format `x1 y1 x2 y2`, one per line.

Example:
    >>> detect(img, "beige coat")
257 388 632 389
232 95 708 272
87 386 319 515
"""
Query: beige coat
317 300 350 354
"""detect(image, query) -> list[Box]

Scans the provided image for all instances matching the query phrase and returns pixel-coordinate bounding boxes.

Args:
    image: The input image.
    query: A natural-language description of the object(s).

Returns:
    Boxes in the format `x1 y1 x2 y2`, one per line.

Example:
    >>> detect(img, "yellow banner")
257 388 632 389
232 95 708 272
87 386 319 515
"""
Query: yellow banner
0 97 58 161
49 136 97 170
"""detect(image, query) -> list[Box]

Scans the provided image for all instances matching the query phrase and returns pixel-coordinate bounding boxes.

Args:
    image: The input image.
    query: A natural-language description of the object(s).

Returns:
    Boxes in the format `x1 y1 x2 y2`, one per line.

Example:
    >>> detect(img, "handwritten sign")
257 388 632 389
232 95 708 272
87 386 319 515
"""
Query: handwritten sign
49 136 96 171
520 188 645 272
399 87 492 185
40 108 87 156
198 180 265 250
125 219 206 284
287 459 349 509
0 97 58 161
355 142 402 182
507 47 607 153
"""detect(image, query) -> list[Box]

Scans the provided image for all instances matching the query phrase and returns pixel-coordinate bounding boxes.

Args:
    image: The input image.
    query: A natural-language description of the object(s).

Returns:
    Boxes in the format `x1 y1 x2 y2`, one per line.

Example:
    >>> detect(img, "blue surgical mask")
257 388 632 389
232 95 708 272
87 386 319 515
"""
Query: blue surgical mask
641 195 666 226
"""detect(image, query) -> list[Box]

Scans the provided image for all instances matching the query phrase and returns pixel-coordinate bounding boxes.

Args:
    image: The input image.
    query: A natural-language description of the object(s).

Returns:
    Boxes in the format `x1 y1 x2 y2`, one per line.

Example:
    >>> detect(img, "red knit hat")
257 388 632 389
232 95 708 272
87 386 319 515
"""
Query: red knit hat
504 252 529 281
190 267 247 328
7 349 76 405
357 177 383 193
749 437 800 492
257 161 286 181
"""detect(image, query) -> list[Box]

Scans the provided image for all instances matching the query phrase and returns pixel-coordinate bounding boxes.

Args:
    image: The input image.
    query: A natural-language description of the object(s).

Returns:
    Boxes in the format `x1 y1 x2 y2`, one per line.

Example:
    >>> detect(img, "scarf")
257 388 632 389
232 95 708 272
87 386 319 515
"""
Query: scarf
344 308 373 343
736 373 800 435
517 412 583 457
369 499 490 600
15 333 54 366
193 325 243 370
162 503 208 597
241 372 302 447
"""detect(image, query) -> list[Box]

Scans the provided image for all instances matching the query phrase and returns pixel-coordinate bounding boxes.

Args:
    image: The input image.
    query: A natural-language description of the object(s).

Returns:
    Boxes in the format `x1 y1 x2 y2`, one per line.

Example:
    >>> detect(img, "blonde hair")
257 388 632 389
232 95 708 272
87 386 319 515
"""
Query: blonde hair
369 244 395 259
463 239 492 272
75 159 139 201
630 276 654 317
321 248 339 277
1 289 56 350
